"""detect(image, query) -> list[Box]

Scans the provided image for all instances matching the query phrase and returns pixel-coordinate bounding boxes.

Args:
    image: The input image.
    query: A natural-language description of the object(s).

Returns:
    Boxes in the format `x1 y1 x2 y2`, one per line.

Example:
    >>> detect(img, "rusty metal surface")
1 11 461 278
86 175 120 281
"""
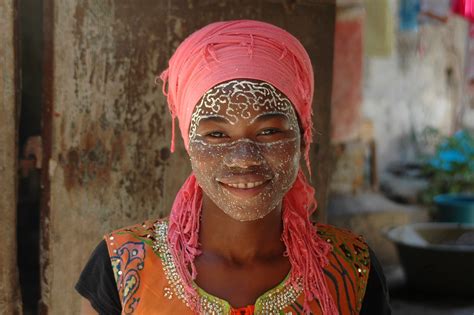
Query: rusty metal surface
0 0 22 314
42 1 335 313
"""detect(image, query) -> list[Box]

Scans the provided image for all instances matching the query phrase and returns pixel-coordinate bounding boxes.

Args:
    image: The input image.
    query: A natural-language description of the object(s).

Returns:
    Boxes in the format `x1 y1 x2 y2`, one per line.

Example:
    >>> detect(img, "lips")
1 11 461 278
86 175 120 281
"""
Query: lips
216 174 272 197
224 180 265 189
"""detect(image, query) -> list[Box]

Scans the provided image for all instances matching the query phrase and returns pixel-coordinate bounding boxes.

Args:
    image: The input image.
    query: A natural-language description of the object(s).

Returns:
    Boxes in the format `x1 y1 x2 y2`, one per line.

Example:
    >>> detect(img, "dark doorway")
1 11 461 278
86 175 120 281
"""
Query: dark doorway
17 0 43 313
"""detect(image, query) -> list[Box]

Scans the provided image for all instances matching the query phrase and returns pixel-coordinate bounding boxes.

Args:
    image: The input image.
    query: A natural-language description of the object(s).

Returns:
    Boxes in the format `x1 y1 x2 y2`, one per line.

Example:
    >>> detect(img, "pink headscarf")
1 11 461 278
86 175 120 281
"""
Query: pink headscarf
160 19 314 167
160 20 336 314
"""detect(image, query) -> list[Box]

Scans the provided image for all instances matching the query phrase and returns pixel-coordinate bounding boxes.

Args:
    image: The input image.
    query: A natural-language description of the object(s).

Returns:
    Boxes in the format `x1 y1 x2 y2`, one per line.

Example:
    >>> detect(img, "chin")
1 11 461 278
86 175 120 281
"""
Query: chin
220 205 277 222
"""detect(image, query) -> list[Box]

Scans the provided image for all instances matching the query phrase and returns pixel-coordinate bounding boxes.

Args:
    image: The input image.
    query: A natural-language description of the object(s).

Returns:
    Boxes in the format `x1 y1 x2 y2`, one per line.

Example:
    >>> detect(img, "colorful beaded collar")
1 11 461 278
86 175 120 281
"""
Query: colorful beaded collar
152 221 303 314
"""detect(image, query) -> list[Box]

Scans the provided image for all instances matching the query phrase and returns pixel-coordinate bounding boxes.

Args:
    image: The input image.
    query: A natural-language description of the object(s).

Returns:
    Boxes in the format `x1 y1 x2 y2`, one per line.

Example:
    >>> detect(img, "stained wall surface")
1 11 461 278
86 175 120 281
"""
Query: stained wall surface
42 1 335 313
0 0 22 313
363 12 471 173
331 6 364 143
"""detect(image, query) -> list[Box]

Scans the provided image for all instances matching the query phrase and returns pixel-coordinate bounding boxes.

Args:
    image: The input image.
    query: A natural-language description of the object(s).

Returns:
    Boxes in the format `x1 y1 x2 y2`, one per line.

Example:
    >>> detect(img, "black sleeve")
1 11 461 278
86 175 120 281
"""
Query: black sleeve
75 240 122 315
359 247 392 315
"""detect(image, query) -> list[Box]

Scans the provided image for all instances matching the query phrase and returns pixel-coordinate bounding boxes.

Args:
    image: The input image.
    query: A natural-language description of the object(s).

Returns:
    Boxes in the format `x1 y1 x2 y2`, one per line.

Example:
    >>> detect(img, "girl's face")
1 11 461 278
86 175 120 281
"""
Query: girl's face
188 80 301 222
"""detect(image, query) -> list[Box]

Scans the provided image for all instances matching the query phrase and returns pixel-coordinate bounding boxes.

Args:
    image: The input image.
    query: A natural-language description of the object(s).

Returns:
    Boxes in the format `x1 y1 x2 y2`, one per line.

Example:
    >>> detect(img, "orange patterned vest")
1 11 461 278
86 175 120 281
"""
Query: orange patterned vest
105 219 370 314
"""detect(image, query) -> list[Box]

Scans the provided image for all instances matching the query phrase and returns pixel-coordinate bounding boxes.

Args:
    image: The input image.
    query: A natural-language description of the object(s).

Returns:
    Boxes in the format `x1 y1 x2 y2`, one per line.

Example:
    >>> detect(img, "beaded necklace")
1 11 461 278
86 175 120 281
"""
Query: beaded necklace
153 221 303 314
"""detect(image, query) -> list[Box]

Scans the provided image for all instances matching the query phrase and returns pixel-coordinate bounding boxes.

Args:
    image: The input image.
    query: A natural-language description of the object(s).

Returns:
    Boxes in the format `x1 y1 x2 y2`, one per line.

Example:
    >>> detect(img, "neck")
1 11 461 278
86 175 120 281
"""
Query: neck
199 195 286 265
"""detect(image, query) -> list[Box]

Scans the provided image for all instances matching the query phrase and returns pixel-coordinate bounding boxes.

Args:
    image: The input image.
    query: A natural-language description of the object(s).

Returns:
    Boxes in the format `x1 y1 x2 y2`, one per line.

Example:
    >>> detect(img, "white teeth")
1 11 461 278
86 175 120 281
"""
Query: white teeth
225 181 265 189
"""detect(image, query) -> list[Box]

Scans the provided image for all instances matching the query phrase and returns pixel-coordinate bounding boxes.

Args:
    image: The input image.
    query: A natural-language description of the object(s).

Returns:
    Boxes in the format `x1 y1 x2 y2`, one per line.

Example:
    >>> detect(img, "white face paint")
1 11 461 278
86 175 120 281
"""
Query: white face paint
188 80 301 222
189 80 299 142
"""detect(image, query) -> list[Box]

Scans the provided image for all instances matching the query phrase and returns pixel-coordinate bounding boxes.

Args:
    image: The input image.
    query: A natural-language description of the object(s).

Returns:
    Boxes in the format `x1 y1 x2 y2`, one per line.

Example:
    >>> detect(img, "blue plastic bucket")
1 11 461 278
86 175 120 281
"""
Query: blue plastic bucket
434 194 474 224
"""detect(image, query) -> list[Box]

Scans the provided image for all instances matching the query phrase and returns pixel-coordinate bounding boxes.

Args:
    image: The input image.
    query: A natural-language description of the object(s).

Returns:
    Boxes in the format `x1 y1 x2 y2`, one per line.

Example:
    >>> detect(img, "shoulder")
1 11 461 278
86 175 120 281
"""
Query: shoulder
104 218 169 255
315 223 372 312
315 222 370 265
107 218 162 240
104 218 169 250
315 223 367 246
315 222 371 272
315 223 370 258
103 218 169 312
104 218 168 278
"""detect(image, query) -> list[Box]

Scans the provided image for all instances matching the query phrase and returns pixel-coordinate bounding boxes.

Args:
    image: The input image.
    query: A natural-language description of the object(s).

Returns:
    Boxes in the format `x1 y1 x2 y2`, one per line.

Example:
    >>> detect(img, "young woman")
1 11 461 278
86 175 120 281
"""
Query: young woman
76 20 391 315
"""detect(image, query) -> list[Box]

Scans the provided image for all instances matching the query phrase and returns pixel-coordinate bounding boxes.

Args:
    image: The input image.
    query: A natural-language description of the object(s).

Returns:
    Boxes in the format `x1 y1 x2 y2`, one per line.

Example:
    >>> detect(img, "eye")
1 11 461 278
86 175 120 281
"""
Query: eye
258 128 281 136
205 131 227 138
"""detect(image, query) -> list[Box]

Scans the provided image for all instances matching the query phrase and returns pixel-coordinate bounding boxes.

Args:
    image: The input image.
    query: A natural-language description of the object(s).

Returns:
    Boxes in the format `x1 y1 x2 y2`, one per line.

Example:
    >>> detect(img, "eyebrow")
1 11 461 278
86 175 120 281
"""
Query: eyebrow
249 112 289 124
198 112 289 125
198 115 232 124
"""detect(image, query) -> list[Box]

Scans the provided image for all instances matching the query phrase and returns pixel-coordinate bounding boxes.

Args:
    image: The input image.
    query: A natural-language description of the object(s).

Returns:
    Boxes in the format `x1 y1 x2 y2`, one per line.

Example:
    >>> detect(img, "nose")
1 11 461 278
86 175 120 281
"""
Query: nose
223 140 264 169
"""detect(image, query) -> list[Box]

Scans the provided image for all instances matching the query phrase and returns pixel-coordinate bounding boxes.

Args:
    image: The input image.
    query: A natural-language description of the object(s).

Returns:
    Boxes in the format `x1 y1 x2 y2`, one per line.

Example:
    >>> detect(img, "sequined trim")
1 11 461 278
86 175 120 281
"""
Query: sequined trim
152 222 198 308
152 221 303 314
255 277 303 314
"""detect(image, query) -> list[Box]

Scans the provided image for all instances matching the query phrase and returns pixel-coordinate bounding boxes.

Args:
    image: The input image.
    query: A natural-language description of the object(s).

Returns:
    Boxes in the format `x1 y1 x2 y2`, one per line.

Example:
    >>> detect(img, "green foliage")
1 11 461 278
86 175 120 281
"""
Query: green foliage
421 129 474 204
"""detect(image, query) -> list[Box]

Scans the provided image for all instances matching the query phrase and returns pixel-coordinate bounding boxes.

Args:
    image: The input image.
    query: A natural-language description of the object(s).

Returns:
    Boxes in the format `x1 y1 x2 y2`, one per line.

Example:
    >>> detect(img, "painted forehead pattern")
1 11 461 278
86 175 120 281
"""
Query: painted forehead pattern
189 80 299 141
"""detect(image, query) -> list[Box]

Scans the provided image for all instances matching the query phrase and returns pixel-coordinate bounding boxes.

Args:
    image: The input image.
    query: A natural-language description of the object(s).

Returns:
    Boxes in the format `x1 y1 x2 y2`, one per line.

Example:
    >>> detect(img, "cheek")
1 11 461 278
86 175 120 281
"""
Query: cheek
188 145 224 178
263 141 300 173
189 138 301 188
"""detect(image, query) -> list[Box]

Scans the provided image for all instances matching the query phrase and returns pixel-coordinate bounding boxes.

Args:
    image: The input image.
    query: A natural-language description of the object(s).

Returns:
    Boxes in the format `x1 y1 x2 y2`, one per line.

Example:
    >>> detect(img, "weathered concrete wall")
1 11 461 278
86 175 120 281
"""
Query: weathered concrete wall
42 1 335 314
0 0 22 314
331 5 364 143
363 11 471 173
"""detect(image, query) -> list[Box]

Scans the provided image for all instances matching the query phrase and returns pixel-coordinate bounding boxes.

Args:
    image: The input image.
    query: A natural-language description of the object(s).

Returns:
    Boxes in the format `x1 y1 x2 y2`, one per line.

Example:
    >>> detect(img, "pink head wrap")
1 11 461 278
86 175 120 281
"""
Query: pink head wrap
159 20 336 314
160 19 314 167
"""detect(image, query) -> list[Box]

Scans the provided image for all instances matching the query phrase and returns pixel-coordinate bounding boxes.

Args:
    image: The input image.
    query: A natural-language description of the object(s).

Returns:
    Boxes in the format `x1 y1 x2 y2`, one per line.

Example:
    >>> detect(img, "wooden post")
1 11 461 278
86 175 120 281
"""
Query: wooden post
0 0 23 313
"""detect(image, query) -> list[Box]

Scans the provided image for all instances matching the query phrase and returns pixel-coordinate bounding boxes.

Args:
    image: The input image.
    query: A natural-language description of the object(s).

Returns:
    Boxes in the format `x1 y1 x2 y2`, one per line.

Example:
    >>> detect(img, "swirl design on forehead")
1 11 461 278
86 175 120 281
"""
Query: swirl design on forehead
189 80 299 141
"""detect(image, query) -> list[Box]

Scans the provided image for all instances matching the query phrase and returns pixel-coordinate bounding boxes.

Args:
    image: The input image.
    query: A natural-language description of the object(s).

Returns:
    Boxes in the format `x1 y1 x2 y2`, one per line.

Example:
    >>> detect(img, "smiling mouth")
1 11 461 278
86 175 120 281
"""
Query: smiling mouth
222 180 266 189
217 179 271 198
